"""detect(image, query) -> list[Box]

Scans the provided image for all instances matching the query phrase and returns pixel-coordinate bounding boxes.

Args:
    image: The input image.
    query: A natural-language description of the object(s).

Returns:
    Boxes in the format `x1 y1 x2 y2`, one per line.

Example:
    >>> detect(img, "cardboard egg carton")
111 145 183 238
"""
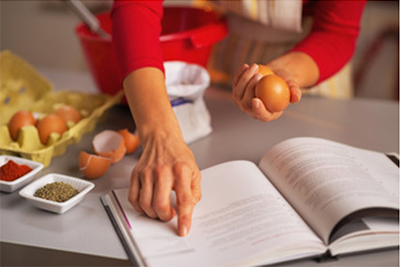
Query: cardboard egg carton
0 50 124 168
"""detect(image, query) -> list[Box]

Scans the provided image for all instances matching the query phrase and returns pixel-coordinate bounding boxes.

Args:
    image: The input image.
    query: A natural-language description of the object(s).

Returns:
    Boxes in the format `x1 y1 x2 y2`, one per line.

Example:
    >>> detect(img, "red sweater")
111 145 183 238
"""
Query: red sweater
111 0 366 83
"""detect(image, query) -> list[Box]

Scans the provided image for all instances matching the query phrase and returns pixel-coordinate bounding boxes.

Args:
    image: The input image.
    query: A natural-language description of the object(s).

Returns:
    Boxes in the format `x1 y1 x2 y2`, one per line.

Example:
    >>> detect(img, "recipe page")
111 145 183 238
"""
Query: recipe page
259 137 399 244
113 160 325 267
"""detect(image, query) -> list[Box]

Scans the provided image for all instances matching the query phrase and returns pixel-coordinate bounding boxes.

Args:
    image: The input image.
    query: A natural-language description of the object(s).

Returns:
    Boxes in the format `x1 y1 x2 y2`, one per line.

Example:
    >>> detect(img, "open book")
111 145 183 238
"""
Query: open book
101 137 399 266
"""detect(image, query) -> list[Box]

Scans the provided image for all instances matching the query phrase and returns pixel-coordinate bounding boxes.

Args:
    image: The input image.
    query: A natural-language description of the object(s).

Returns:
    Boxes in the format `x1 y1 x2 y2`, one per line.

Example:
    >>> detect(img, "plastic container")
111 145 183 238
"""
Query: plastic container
0 51 123 168
75 6 228 95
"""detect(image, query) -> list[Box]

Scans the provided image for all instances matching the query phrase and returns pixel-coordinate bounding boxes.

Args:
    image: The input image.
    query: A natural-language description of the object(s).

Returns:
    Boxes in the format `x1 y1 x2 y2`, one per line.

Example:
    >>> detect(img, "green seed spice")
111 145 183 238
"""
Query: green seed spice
34 182 79 202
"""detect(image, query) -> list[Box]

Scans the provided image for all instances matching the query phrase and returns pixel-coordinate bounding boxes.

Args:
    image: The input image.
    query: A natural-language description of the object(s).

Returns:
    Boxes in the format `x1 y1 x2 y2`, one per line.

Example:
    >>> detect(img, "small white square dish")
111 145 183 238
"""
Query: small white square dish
19 173 95 214
0 155 44 193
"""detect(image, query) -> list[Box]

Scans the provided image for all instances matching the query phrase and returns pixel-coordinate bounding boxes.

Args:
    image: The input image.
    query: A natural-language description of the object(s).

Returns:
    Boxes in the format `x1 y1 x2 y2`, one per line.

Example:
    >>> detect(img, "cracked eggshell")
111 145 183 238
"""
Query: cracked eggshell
78 151 112 179
117 129 139 154
92 130 126 163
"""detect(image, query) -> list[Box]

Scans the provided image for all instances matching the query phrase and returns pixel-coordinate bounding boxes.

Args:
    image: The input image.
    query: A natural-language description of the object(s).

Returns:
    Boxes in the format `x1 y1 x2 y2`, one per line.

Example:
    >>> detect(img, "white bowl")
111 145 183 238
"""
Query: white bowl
0 155 44 193
19 173 95 214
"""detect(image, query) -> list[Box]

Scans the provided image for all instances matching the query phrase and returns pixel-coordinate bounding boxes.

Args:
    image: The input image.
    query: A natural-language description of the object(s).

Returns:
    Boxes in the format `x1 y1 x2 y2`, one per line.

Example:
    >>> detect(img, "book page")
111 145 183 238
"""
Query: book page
328 217 399 255
259 137 399 244
112 160 326 266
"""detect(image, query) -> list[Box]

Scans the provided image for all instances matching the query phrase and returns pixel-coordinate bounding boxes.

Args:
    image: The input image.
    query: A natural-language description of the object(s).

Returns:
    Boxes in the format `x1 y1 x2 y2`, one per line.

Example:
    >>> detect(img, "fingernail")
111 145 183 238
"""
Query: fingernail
181 226 187 237
253 99 260 109
296 91 301 102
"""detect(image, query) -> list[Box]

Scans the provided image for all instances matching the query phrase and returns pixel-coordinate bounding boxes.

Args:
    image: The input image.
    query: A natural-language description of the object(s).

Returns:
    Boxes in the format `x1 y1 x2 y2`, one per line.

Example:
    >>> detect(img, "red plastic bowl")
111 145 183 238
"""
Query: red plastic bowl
75 6 228 95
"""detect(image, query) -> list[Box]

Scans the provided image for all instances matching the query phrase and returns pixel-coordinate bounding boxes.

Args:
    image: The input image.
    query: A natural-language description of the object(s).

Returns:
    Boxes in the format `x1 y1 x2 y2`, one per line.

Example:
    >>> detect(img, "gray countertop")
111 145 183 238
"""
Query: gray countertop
1 68 398 266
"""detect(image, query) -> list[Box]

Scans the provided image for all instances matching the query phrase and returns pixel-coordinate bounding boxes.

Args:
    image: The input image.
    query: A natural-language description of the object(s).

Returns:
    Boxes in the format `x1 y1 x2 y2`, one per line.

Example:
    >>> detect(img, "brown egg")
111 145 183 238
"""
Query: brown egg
55 105 81 124
8 110 36 141
36 114 68 144
92 130 126 163
258 65 274 77
255 74 290 112
117 129 139 154
78 151 112 179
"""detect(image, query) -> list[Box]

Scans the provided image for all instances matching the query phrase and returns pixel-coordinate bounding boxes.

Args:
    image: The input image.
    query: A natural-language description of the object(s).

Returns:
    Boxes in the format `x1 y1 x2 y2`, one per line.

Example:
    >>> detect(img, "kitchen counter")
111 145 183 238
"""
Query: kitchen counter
1 68 398 266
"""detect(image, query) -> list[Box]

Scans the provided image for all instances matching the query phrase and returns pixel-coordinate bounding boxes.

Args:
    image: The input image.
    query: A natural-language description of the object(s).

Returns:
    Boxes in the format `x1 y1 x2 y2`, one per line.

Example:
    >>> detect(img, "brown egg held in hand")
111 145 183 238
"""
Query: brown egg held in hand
37 114 68 144
258 65 274 77
78 151 112 179
117 129 139 154
8 110 36 140
55 105 81 124
255 75 290 112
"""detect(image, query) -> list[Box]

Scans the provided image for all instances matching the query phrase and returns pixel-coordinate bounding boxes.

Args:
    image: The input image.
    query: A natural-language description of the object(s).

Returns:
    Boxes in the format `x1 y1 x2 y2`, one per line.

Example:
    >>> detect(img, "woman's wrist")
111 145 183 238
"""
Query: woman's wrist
121 67 185 147
267 51 320 88
137 116 184 147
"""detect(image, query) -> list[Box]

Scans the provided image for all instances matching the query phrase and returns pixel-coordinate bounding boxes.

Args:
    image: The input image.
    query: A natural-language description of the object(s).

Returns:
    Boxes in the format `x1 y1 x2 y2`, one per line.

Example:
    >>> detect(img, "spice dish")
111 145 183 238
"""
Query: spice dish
19 173 94 214
0 155 44 193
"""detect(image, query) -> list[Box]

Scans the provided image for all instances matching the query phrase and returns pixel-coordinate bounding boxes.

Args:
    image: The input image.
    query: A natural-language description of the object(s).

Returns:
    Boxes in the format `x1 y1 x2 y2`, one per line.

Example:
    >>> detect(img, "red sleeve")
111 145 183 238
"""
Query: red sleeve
291 0 367 83
111 0 164 81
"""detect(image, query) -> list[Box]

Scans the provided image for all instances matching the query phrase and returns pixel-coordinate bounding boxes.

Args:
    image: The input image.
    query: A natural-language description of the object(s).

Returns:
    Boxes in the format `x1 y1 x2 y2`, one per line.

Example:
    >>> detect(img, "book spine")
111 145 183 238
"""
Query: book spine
100 195 140 266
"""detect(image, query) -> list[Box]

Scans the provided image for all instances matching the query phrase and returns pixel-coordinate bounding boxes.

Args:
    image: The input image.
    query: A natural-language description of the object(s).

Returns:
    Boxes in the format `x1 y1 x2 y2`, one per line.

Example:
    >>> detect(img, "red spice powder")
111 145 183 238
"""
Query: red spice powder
0 160 32 182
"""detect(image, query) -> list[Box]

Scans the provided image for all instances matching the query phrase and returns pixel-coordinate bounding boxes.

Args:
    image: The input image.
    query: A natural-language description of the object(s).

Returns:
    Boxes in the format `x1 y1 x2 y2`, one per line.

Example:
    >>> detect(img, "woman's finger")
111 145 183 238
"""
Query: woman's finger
139 170 158 219
241 72 262 113
128 172 144 214
287 80 302 103
191 170 202 204
153 166 175 222
233 63 259 101
173 163 195 237
233 64 249 87
252 98 282 122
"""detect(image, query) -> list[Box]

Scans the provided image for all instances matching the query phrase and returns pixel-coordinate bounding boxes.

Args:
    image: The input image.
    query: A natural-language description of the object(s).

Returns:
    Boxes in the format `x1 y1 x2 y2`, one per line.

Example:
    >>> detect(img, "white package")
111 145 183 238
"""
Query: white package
164 61 212 144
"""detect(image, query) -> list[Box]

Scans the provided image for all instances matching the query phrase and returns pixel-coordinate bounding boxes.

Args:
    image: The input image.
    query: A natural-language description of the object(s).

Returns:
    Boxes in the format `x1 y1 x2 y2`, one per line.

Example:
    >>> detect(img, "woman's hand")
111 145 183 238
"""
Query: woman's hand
232 63 301 122
129 130 201 237
123 67 201 236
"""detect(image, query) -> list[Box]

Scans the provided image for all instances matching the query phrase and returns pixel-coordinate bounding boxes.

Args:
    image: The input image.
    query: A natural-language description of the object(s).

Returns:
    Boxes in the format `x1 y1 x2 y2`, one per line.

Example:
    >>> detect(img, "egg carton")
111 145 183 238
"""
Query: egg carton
0 50 124 168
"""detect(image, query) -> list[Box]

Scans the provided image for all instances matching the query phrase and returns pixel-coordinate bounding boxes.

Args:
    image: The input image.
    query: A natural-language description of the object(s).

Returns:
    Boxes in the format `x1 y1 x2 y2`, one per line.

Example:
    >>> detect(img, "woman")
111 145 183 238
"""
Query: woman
111 0 366 237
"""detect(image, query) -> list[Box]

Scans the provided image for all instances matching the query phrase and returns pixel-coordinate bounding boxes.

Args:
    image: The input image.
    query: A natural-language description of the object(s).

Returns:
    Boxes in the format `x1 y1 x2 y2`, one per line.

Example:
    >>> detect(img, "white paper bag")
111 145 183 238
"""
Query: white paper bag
164 61 212 144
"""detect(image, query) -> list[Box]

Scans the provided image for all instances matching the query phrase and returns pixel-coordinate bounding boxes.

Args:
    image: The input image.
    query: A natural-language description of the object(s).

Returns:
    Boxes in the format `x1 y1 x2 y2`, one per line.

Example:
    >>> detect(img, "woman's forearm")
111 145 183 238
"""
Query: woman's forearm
122 67 183 144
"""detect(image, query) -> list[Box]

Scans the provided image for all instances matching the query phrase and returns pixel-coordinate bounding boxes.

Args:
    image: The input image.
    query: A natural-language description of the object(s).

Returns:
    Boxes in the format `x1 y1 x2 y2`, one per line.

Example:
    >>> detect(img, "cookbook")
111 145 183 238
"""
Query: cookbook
101 137 399 266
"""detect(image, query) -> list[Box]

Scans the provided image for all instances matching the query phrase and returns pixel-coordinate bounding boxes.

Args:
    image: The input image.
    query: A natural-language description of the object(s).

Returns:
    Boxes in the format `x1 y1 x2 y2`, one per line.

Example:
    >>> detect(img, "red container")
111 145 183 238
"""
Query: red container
75 6 228 95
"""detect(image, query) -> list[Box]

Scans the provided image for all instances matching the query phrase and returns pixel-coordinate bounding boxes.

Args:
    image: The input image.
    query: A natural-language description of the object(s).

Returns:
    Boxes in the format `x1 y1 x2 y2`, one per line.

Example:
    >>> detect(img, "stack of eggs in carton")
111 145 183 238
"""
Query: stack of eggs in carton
0 50 124 168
